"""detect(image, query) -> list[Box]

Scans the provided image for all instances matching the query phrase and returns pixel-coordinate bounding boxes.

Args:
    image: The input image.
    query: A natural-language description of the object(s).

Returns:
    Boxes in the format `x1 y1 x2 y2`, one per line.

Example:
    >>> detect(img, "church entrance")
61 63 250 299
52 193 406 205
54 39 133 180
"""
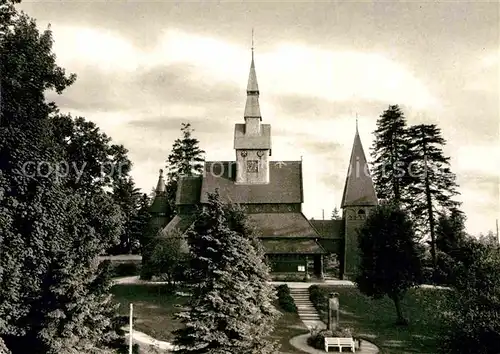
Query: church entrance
266 254 324 280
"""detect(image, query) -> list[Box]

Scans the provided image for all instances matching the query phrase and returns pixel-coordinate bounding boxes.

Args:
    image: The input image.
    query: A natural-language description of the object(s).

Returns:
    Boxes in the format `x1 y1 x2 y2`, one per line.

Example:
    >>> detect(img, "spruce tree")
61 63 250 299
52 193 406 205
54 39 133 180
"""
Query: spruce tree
174 191 280 354
355 204 423 325
406 124 461 268
370 105 412 205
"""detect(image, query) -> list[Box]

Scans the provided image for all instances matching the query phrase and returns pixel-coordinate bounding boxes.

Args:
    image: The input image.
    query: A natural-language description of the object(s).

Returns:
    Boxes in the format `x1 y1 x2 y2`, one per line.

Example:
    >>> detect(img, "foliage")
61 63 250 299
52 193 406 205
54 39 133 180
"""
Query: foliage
164 122 205 222
308 285 328 317
370 105 412 205
149 228 189 286
437 239 500 353
307 327 353 349
276 285 297 313
109 261 141 278
355 204 423 324
331 207 341 220
406 124 461 267
174 191 280 353
477 230 498 247
0 5 125 353
433 209 468 284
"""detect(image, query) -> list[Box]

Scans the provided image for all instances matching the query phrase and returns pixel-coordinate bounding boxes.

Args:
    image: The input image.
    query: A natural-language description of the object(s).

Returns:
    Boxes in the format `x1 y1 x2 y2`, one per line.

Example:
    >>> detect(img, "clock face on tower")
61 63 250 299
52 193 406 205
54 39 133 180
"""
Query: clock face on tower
247 160 259 172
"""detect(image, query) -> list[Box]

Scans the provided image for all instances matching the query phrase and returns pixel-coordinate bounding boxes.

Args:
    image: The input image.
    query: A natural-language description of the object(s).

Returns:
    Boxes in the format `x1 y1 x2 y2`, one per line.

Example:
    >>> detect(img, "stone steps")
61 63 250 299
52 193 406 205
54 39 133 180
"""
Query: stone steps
289 288 324 329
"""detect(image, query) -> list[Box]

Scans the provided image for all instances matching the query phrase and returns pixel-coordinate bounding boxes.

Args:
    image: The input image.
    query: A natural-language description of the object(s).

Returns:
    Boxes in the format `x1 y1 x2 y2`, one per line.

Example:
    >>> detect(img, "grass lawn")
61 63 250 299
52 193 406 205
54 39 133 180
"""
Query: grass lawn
310 286 450 354
111 284 309 354
112 284 187 341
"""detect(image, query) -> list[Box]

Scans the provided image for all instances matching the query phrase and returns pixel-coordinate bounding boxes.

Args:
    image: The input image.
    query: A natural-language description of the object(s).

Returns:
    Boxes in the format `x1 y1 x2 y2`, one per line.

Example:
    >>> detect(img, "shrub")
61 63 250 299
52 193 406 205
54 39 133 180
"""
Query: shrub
276 284 297 313
309 285 329 316
307 327 353 349
111 262 141 277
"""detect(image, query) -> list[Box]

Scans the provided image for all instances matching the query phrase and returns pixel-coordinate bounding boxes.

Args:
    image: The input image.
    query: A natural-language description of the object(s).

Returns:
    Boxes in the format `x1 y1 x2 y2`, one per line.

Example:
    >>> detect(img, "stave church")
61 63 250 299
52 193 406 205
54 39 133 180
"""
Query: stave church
149 50 378 280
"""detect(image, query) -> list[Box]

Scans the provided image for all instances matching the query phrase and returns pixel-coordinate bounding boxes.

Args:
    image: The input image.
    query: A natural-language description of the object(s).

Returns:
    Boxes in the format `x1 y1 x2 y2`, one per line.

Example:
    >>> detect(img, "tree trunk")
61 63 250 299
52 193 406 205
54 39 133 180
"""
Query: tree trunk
390 293 408 326
423 146 437 269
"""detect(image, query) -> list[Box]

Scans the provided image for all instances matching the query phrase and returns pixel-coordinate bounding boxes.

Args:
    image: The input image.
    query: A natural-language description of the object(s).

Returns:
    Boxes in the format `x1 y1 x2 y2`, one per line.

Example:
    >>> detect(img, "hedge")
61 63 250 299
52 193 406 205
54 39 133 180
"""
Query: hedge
276 284 298 313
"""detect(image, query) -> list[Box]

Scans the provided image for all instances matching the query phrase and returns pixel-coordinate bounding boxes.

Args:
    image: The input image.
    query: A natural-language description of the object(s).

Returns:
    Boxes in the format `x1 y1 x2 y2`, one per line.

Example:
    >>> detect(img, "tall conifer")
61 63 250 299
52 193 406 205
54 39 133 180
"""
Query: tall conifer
370 105 412 205
406 124 461 267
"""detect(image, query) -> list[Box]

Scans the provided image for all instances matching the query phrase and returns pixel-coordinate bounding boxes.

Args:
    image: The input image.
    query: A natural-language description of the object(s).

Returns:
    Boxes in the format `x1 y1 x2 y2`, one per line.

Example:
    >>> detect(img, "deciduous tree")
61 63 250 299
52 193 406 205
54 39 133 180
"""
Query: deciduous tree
0 5 125 352
438 239 500 353
355 204 423 325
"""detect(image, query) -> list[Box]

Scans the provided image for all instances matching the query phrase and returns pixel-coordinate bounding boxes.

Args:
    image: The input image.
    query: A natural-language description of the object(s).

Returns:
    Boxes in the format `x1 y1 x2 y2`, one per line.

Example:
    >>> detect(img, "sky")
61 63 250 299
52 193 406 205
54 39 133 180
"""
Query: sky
18 1 499 236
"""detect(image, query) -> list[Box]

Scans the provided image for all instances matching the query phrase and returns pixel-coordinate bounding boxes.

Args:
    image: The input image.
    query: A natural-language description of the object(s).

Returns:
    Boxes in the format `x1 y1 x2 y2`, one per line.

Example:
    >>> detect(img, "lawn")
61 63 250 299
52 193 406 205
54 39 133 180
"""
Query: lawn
310 285 451 354
111 284 309 354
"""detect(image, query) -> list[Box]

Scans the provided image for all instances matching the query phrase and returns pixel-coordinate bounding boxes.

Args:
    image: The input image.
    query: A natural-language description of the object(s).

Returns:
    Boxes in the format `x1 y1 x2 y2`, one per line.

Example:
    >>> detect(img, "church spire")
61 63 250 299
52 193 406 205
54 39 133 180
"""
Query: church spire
156 169 166 194
341 122 378 208
244 30 261 119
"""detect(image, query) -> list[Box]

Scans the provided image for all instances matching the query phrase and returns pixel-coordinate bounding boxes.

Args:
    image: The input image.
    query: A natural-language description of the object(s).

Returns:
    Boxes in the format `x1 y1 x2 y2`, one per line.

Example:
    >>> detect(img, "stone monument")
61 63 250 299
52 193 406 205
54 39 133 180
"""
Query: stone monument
328 292 339 331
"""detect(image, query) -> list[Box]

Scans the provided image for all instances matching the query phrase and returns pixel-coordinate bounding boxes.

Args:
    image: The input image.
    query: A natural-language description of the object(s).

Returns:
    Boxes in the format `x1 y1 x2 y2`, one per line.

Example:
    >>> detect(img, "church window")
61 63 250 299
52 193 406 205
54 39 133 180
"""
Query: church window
357 209 366 220
247 160 259 172
240 151 247 157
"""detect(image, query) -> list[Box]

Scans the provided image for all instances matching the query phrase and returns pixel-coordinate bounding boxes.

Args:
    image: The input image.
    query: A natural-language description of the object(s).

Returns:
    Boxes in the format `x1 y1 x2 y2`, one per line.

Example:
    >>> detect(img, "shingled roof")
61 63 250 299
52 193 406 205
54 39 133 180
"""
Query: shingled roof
310 220 344 239
175 176 202 205
341 129 378 207
198 161 303 204
262 239 326 254
161 214 196 235
246 212 320 238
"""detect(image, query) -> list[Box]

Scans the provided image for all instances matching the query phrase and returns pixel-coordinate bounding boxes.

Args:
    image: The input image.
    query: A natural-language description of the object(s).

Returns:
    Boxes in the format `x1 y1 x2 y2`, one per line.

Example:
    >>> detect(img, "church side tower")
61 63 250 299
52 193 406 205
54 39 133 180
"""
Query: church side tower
233 49 272 184
149 169 168 231
340 122 378 279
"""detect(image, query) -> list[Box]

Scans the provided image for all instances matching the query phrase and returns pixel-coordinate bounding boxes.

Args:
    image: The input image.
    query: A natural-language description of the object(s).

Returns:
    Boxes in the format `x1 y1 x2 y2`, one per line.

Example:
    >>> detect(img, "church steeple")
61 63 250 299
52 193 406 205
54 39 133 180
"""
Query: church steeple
233 34 272 185
341 123 378 208
244 31 261 120
156 169 166 194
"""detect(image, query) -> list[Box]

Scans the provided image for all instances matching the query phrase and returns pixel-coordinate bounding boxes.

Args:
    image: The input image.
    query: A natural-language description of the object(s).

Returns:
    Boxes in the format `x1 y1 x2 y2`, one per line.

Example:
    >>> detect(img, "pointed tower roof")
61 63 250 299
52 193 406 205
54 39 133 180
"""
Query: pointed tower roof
244 48 262 119
341 124 378 208
156 169 166 194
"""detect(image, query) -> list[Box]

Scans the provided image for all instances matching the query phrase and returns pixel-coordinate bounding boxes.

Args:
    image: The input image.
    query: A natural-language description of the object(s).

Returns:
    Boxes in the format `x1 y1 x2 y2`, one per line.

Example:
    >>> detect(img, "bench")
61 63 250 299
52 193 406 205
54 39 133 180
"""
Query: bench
324 337 356 352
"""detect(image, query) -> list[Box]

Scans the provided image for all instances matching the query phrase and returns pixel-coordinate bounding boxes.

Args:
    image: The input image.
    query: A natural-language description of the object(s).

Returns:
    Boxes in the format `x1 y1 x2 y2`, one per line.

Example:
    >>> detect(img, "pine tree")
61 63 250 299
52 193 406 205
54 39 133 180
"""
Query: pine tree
406 124 461 268
174 191 280 354
355 204 423 325
370 105 412 205
165 123 205 221
1 6 124 352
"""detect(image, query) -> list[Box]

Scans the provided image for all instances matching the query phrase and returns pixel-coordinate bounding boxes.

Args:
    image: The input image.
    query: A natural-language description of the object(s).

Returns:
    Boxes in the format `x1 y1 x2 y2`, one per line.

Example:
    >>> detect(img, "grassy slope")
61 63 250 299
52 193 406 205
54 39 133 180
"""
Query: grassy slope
111 284 309 354
311 286 449 354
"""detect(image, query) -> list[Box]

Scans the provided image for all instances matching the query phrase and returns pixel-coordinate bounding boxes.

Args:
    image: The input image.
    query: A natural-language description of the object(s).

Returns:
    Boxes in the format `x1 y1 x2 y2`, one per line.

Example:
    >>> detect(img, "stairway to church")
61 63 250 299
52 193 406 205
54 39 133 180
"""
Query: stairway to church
289 288 326 330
